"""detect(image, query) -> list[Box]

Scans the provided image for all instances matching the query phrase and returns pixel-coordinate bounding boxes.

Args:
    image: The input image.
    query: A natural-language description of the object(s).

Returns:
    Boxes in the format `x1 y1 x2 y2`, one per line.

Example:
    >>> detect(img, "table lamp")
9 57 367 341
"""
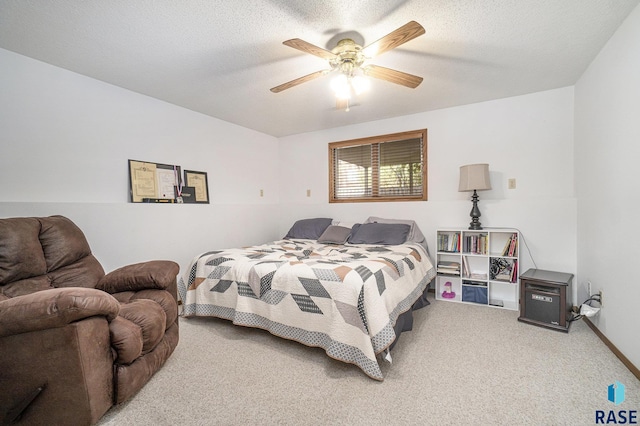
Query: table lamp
458 163 491 230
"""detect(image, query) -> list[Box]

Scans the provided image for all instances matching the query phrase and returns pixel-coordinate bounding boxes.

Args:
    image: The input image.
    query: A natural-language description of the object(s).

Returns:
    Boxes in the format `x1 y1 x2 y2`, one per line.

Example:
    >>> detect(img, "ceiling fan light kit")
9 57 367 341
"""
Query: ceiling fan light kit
330 71 370 99
270 21 426 109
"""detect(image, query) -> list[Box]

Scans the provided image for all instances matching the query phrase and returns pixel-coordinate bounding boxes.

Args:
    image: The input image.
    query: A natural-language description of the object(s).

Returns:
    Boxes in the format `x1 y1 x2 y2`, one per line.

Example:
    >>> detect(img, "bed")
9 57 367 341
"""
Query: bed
177 217 436 380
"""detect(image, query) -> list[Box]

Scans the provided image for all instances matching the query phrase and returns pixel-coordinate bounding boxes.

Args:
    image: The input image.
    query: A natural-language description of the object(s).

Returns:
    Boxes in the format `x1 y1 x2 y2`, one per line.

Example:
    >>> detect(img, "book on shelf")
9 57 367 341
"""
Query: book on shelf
501 233 518 257
463 233 488 255
461 256 470 277
508 233 518 256
510 259 518 283
437 232 461 252
437 261 460 268
469 273 488 280
438 270 460 275
501 237 511 256
437 261 461 275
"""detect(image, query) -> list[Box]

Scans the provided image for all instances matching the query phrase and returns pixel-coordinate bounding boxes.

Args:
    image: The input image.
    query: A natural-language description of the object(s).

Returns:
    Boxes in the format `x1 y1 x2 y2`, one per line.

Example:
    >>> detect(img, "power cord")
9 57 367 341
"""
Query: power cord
485 227 597 322
569 293 602 322
484 227 537 269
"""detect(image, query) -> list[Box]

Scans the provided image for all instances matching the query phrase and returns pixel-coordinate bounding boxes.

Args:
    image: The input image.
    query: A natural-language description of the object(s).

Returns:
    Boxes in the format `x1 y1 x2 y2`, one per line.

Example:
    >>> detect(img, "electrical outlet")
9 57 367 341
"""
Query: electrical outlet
508 178 516 189
306 189 311 197
260 189 264 197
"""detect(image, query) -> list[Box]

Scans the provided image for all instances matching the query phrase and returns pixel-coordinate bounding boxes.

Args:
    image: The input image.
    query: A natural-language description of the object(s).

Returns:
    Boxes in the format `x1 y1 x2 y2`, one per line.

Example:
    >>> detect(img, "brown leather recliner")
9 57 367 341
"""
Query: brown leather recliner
0 215 179 425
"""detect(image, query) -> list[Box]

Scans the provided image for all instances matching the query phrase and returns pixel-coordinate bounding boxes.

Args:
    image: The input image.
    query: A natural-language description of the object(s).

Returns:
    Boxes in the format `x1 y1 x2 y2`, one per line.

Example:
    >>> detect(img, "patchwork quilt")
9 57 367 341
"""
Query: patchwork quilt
178 239 436 380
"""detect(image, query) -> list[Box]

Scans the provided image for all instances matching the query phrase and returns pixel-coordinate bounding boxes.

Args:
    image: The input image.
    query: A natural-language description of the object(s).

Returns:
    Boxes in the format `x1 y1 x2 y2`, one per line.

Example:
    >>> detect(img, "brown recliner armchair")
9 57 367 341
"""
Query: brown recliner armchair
0 215 179 425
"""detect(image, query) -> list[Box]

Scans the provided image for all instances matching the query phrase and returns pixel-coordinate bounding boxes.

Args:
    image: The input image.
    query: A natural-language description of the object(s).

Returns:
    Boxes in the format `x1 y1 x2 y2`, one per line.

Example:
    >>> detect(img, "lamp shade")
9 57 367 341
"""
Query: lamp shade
458 163 491 192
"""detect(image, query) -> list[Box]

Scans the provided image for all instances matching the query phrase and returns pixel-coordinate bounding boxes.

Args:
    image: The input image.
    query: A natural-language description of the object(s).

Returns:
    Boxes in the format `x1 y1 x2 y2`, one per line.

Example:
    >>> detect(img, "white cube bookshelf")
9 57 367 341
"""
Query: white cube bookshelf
435 228 520 311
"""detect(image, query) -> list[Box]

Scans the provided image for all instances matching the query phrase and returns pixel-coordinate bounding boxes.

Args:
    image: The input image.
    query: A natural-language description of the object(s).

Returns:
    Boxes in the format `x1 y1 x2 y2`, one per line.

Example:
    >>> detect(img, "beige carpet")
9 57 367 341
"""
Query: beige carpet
99 297 639 425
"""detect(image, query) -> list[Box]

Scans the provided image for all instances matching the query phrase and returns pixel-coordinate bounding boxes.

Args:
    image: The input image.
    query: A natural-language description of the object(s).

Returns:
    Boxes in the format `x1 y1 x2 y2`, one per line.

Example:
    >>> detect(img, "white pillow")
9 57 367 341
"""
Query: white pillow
334 221 358 229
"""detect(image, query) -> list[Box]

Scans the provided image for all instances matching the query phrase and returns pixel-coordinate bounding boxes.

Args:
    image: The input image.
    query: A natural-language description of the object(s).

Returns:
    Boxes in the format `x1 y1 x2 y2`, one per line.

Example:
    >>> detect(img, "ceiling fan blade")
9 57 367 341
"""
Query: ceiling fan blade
362 21 425 58
283 38 338 61
270 70 329 93
363 65 423 88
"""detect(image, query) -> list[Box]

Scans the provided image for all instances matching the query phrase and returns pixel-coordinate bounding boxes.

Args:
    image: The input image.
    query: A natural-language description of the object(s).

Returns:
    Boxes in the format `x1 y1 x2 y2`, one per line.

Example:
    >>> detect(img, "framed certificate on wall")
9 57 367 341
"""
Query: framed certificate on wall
128 159 182 203
183 170 209 204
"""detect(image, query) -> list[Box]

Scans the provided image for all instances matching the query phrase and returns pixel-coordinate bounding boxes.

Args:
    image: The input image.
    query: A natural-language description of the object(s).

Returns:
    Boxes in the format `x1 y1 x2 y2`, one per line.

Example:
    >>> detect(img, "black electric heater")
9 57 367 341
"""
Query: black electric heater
518 269 573 332
524 285 561 325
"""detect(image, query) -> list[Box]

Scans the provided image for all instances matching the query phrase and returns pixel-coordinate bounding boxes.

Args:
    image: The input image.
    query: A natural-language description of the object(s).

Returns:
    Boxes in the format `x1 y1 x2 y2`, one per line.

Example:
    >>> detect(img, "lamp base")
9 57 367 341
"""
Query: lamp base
469 221 483 230
468 190 483 230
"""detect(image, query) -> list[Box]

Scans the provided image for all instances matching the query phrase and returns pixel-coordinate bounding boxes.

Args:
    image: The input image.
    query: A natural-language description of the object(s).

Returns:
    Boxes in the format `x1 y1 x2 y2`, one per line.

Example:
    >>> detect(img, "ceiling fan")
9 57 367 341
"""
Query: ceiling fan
270 21 426 106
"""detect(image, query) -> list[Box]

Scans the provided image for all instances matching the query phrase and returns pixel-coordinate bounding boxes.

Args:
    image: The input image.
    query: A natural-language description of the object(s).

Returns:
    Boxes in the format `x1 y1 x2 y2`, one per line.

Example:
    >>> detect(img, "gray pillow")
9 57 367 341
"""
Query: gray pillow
364 216 426 246
284 218 333 239
348 223 411 245
317 225 352 244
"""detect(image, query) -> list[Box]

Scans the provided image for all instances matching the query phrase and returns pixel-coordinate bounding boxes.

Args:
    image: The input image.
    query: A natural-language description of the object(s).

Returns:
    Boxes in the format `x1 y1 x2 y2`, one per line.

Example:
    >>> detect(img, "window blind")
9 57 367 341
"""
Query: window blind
332 136 424 201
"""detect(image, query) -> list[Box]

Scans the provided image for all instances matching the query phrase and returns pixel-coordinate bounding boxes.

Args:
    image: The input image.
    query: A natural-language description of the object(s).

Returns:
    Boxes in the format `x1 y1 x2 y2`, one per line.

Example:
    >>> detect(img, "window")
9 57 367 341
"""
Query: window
329 129 427 203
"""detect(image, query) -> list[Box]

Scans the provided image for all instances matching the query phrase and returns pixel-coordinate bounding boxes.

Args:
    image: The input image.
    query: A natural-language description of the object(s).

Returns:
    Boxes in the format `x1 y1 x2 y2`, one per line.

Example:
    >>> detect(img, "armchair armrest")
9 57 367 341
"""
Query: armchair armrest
0 287 120 338
96 260 179 294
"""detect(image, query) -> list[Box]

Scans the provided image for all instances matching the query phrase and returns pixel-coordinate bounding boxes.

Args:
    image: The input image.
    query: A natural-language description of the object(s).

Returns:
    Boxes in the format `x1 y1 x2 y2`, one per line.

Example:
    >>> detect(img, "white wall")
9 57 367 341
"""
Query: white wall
574 3 640 369
0 45 579 308
0 48 281 273
278 87 578 299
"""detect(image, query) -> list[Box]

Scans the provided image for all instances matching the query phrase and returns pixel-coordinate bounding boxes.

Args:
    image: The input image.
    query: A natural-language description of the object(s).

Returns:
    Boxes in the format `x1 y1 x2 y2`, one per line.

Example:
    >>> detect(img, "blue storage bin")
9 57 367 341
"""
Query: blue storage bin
462 286 488 304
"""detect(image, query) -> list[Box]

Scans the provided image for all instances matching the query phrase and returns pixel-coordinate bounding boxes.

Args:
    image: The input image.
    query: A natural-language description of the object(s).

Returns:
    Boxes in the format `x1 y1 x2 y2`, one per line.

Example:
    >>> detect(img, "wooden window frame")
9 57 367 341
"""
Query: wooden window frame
329 129 428 203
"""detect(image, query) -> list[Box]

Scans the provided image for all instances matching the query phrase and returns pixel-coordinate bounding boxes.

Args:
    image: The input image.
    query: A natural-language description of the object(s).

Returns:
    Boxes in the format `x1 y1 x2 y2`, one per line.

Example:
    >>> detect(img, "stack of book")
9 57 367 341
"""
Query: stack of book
437 260 461 275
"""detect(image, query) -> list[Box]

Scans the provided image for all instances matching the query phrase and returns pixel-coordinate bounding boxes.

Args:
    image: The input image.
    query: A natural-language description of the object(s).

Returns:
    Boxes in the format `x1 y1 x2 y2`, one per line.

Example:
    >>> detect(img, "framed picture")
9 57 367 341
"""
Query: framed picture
128 159 182 203
183 170 209 204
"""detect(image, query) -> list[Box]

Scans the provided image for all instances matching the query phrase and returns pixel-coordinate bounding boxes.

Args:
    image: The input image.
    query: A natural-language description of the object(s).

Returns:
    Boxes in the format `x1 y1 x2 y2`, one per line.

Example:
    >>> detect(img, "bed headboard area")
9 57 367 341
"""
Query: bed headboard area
283 216 429 253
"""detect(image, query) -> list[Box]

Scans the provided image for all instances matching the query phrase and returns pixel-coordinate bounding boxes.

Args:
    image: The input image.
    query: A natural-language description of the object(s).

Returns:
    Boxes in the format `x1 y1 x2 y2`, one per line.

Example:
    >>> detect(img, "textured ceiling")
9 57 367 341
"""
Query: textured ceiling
1 0 638 137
